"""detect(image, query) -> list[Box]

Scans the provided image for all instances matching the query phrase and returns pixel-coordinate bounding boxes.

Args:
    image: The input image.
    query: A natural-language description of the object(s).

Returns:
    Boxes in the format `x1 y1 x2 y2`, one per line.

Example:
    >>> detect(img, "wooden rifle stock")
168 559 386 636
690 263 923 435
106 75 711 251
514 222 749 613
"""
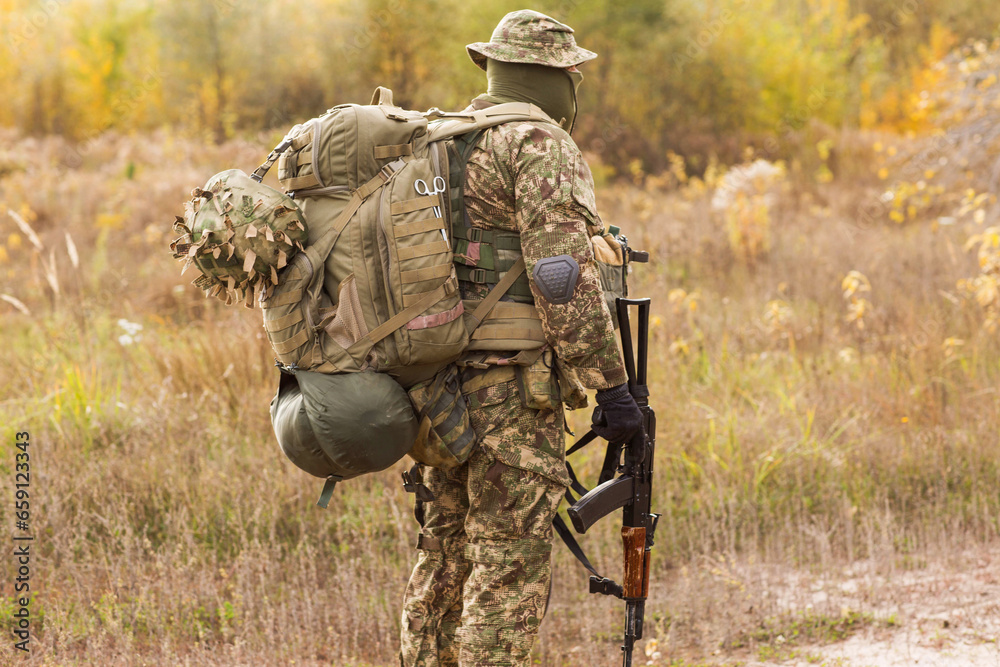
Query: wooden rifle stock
621 526 649 599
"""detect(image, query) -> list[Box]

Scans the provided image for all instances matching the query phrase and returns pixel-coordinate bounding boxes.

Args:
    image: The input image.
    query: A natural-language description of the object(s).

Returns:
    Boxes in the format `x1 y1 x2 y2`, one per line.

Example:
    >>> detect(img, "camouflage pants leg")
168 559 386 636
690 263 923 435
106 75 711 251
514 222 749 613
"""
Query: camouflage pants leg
400 463 471 667
401 376 568 667
457 452 566 666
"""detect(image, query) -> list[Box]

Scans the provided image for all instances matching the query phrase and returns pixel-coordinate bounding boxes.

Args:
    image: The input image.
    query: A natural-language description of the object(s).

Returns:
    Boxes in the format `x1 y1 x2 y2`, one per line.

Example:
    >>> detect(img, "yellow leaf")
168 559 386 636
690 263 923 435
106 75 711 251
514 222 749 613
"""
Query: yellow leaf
97 213 125 230
842 271 871 298
668 288 687 304
976 277 999 306
877 167 889 180
669 338 690 356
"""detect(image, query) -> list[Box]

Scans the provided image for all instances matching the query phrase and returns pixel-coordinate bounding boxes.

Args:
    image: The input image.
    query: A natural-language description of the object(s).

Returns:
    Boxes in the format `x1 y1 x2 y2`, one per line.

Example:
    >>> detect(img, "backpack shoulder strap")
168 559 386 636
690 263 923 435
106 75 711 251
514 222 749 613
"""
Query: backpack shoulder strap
426 103 556 143
465 257 526 331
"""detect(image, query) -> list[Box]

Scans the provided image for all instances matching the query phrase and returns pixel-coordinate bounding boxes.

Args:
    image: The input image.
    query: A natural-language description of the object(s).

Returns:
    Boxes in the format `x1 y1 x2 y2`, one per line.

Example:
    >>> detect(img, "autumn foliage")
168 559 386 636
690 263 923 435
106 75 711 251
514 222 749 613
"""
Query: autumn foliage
3 0 1000 169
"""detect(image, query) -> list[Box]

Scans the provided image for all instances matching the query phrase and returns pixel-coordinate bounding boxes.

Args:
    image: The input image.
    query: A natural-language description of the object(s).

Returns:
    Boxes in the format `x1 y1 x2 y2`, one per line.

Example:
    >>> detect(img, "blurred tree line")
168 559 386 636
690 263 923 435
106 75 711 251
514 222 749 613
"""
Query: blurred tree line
1 0 999 172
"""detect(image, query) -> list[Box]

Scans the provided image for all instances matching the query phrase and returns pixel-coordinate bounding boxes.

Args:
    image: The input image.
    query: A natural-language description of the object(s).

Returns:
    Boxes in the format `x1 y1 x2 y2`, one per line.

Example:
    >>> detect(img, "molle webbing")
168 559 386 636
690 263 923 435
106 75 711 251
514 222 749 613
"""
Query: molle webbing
446 130 533 302
446 130 482 229
451 227 532 300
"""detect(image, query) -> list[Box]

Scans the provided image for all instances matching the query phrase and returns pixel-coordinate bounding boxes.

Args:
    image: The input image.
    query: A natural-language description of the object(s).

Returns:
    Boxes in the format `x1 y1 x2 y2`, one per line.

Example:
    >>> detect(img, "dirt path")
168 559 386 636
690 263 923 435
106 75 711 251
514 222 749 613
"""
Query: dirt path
742 550 1000 666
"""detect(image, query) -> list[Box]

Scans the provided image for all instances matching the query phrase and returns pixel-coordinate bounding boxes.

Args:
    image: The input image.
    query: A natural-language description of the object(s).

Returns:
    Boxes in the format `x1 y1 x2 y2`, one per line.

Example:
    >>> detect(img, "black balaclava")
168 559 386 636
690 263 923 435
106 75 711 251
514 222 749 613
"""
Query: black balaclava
476 59 584 134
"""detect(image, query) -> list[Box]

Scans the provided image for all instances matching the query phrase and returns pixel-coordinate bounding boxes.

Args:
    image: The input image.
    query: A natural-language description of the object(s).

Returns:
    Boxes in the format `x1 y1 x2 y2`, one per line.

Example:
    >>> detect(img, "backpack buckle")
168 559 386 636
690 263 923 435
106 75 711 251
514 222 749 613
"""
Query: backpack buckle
378 157 408 182
402 468 435 502
275 359 299 374
469 268 487 283
468 228 483 243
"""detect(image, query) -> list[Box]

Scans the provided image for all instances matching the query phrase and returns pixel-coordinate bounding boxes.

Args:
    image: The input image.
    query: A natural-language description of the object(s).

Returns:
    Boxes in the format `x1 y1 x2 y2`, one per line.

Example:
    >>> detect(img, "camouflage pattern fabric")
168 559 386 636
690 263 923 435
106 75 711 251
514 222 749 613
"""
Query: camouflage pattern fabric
169 169 308 307
400 111 625 663
462 110 628 391
466 10 598 71
400 377 567 667
402 12 624 663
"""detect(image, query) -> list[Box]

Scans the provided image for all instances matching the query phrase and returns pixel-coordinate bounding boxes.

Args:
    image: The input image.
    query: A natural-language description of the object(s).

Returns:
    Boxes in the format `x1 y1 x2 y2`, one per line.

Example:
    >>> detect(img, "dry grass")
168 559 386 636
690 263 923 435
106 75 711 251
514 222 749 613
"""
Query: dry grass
1 124 999 665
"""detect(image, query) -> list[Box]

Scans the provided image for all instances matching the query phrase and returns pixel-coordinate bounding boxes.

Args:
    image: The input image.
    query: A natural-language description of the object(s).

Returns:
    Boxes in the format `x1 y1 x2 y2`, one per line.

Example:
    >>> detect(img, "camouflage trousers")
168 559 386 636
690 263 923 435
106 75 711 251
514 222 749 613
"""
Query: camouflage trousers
399 374 570 667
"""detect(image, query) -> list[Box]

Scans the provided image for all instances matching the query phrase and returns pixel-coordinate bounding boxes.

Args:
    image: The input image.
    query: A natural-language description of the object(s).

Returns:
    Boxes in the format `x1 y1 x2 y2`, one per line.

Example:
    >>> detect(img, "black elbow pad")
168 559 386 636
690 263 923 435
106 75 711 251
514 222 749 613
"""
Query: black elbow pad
532 255 580 304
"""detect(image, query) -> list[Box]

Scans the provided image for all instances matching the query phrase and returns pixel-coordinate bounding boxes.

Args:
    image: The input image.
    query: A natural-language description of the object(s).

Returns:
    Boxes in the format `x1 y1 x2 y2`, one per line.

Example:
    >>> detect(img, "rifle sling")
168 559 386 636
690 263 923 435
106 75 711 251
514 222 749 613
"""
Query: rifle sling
564 459 591 500
565 427 622 487
565 428 599 456
552 514 607 581
558 427 633 587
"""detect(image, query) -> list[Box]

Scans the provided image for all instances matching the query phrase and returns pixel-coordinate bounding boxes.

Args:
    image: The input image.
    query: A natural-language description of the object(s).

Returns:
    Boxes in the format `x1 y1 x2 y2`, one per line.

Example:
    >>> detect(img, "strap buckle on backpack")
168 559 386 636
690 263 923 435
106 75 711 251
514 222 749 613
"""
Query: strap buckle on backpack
378 157 408 182
467 228 483 243
250 138 293 183
402 464 435 502
275 359 299 375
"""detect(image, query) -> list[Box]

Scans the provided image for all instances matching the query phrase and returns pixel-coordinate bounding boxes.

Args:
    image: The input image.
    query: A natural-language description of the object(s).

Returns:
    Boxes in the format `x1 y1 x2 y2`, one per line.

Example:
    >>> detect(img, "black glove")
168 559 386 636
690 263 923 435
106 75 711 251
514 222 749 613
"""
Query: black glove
591 383 642 443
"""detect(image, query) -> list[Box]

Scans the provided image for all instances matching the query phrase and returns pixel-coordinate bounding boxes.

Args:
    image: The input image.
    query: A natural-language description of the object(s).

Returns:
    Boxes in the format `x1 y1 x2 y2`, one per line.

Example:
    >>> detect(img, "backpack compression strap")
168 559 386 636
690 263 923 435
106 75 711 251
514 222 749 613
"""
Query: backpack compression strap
425 102 556 143
345 277 461 364
465 257 526 330
305 157 410 264
250 138 293 183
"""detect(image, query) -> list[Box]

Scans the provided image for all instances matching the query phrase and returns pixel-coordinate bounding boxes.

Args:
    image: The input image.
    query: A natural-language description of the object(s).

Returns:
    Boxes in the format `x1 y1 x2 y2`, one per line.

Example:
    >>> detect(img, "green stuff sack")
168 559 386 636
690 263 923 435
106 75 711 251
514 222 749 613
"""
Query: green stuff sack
169 169 309 307
270 370 418 506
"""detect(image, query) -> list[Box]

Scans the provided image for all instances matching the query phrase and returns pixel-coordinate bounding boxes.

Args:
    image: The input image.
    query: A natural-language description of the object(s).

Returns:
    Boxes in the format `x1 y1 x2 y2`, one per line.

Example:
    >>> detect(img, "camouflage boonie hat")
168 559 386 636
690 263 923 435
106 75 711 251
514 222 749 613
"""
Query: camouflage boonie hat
169 169 308 307
466 9 597 71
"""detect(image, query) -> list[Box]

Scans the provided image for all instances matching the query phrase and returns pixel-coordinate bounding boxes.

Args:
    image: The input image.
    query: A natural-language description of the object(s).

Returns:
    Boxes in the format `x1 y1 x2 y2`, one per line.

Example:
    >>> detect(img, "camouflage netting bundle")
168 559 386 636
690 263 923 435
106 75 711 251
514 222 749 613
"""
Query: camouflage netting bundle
169 169 309 307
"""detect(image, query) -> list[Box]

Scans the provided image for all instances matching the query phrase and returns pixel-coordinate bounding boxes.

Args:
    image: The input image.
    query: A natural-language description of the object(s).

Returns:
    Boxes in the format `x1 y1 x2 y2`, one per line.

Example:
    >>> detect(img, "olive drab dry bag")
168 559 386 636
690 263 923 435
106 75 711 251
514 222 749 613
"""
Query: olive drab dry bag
269 370 418 507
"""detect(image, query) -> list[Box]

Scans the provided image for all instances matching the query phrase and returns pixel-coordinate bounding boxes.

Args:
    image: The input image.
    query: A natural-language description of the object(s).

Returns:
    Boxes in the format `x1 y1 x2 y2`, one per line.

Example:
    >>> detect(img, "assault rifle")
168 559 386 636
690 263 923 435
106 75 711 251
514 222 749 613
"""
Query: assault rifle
554 297 658 667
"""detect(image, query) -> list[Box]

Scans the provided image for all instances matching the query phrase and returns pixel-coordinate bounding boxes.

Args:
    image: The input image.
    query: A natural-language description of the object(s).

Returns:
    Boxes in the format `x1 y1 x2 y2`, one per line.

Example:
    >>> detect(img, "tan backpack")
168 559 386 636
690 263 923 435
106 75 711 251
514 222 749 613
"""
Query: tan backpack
255 87 554 385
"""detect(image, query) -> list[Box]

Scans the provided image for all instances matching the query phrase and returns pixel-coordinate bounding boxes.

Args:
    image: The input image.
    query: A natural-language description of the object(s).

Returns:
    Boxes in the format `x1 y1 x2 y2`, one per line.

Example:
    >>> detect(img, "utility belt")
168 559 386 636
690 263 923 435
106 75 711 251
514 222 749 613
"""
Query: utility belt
406 344 586 469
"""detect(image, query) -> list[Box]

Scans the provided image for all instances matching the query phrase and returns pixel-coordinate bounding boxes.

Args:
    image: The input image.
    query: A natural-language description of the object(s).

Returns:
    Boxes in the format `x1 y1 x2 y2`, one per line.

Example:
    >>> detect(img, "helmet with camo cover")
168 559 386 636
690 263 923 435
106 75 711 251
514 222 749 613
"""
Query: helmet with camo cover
169 169 308 307
466 9 597 71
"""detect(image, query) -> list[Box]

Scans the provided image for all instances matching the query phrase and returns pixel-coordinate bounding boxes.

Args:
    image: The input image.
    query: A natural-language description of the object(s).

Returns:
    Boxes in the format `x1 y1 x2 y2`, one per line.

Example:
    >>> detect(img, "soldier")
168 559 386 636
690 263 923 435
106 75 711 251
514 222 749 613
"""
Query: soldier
400 10 642 666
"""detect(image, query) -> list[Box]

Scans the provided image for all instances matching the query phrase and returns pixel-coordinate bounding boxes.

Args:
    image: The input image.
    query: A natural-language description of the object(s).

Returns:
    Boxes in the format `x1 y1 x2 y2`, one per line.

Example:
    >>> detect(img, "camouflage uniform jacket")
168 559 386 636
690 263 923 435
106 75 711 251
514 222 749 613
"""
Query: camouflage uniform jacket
462 100 627 391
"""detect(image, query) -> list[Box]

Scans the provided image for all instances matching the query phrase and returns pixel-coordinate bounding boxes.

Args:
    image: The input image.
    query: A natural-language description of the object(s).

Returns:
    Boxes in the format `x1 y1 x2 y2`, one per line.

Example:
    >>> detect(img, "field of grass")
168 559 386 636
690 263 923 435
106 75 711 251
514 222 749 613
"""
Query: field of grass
0 113 998 665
